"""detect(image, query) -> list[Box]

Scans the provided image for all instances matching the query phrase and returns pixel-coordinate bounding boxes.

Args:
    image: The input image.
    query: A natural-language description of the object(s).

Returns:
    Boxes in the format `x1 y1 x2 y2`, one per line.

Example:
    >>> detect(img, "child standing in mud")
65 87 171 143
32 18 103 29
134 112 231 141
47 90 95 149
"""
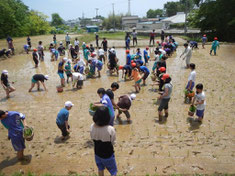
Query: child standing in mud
90 106 117 176
191 83 206 123
106 82 120 109
32 49 39 68
210 37 220 55
56 101 74 140
1 70 16 98
158 74 173 122
131 66 142 93
38 41 44 61
0 110 28 160
185 63 196 103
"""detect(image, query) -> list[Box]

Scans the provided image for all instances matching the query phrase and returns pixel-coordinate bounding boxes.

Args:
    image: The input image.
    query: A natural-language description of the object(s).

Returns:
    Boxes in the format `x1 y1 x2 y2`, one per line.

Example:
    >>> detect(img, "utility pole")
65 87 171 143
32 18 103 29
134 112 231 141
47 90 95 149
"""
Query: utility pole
112 3 116 31
184 0 188 34
128 0 131 16
95 8 99 18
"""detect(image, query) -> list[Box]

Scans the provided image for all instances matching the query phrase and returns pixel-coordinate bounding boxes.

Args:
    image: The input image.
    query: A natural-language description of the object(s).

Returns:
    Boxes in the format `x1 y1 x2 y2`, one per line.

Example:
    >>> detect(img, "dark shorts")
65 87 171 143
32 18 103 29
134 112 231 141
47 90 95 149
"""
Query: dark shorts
56 123 70 137
143 72 150 80
99 55 105 62
118 109 130 119
66 72 72 77
10 131 25 151
158 98 170 111
77 80 83 87
95 154 117 175
196 109 204 118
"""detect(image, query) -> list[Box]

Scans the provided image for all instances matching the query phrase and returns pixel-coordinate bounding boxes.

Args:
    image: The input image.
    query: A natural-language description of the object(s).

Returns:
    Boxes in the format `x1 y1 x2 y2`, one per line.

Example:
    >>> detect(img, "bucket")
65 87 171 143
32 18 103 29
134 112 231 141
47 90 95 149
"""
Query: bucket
56 86 63 93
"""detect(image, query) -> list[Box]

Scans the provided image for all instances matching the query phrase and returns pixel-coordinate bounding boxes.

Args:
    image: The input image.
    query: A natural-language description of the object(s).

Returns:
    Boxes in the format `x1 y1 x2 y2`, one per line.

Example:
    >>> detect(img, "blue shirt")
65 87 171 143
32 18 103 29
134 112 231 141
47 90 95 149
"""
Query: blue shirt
100 94 115 118
58 61 64 73
143 50 148 59
126 54 131 65
56 108 69 125
1 111 25 138
140 66 150 74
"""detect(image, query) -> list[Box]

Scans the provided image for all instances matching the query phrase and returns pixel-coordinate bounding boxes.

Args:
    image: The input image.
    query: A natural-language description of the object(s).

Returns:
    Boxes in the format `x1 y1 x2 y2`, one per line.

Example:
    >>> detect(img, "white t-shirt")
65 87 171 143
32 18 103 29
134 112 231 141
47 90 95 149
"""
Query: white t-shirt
155 54 160 62
195 91 206 110
188 70 196 82
77 59 86 67
72 72 83 80
98 49 104 56
74 40 79 46
159 49 166 55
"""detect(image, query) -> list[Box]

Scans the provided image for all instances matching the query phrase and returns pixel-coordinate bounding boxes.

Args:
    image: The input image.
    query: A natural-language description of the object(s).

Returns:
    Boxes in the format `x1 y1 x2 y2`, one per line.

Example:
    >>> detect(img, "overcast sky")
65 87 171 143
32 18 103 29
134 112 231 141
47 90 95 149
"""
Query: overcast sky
22 0 178 21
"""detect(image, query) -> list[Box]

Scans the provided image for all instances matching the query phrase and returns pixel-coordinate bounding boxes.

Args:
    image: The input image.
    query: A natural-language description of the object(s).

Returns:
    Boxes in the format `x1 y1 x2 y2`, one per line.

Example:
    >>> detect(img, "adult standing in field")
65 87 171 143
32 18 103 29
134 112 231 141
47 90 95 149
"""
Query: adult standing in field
1 70 16 98
149 29 156 46
28 74 49 92
180 43 192 69
56 101 74 140
65 33 71 49
95 32 99 48
101 38 108 56
90 106 117 176
27 36 31 48
0 110 28 160
132 29 137 46
32 49 39 68
6 36 14 55
161 30 165 43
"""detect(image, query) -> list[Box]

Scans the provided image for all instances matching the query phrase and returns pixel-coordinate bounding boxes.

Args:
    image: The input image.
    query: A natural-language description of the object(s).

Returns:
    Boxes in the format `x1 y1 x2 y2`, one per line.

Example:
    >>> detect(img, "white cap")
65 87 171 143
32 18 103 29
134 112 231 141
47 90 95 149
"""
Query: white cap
60 41 63 44
68 59 72 63
44 75 49 80
2 70 8 75
65 101 74 107
130 93 136 100
63 57 68 62
83 42 85 44
67 32 69 34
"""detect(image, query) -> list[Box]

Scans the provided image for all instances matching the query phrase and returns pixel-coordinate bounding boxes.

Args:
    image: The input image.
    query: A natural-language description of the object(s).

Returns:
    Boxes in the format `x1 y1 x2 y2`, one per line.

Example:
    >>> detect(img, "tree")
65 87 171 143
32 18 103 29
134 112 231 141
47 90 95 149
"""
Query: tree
147 9 163 18
188 0 235 41
102 14 123 30
51 13 64 27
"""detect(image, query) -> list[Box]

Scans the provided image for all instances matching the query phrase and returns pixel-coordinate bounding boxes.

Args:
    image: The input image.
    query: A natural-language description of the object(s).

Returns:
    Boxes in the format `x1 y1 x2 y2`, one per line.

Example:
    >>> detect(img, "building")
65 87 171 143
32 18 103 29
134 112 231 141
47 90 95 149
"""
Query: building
122 16 139 30
137 21 163 30
65 18 80 27
161 12 186 29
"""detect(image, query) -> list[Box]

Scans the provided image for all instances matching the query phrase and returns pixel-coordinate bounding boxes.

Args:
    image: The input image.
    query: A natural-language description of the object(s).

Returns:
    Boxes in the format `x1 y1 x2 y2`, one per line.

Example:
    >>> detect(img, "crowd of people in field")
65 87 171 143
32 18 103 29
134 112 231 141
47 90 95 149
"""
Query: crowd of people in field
0 30 220 175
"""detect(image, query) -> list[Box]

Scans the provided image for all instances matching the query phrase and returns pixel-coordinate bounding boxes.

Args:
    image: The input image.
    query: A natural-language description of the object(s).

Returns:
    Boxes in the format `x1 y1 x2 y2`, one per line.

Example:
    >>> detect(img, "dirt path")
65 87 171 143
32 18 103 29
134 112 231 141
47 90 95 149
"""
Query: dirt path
0 40 234 175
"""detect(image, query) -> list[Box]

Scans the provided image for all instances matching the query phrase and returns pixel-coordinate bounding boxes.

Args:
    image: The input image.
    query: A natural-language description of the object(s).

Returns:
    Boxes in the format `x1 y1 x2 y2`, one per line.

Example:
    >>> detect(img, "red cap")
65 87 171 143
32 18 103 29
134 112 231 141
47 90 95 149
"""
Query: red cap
146 47 149 50
203 34 206 37
119 65 124 70
86 45 89 48
126 50 130 53
131 60 134 63
91 53 96 57
158 67 166 72
161 73 170 80
214 37 218 40
131 63 136 67
33 48 37 52
157 41 159 44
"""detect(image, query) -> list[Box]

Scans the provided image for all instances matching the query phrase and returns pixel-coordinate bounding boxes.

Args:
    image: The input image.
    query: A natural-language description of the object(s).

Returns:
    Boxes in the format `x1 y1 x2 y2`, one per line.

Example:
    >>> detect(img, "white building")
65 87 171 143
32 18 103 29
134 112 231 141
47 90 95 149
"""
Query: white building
122 16 139 30
161 12 186 29
137 21 163 30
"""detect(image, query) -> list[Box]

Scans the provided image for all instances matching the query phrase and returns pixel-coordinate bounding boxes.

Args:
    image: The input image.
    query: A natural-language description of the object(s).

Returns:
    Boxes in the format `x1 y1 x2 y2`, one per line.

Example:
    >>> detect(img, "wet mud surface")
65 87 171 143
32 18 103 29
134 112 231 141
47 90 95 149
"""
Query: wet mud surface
0 40 235 175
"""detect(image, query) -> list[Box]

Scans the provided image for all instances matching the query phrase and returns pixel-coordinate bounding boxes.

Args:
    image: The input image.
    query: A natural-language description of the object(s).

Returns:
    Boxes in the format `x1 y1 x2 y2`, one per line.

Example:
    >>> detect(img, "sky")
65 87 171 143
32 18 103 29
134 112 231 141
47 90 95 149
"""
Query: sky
22 0 178 21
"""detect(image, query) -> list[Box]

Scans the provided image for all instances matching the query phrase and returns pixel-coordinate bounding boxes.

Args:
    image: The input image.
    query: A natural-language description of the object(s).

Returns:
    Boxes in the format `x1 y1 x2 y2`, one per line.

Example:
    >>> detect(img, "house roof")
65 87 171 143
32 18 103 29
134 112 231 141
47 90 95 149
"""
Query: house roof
162 12 185 24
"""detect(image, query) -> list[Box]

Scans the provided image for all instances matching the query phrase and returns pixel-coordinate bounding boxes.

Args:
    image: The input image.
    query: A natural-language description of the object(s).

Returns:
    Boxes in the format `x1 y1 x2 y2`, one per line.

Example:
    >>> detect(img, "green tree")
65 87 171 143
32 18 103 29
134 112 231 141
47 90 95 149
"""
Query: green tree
189 0 235 41
51 13 64 26
102 14 123 30
147 9 163 18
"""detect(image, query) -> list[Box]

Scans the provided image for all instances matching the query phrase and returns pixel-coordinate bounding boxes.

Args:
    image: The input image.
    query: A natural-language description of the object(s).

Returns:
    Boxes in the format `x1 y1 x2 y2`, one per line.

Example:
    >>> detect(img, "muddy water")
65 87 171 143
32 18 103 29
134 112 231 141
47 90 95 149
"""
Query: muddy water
0 42 235 175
